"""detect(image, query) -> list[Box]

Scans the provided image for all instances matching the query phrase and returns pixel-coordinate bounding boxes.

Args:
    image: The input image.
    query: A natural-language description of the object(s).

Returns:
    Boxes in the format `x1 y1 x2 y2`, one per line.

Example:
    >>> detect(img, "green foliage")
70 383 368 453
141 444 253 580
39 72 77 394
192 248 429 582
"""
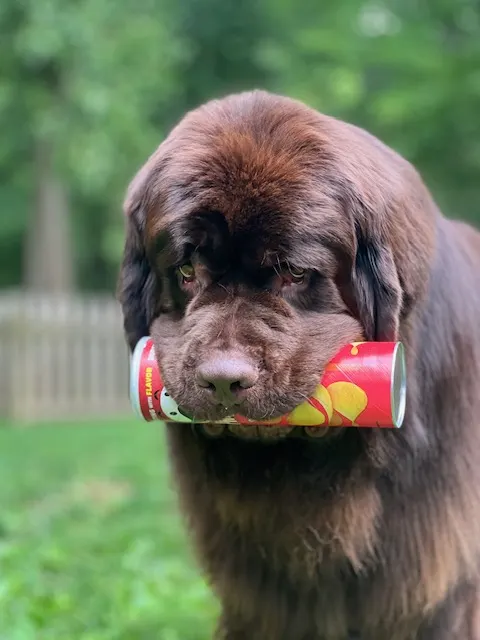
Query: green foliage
1 0 480 290
0 0 183 289
0 421 218 639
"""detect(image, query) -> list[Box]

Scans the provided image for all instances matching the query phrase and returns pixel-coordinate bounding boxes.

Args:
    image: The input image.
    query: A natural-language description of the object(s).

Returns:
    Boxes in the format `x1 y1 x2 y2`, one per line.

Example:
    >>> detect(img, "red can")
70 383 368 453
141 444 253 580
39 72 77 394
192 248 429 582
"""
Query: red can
129 338 406 428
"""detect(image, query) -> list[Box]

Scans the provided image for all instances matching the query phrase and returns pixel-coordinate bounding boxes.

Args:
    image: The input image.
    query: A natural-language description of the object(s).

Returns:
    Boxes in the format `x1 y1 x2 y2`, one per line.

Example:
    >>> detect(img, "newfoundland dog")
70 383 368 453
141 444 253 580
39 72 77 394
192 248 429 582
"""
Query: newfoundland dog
118 90 480 639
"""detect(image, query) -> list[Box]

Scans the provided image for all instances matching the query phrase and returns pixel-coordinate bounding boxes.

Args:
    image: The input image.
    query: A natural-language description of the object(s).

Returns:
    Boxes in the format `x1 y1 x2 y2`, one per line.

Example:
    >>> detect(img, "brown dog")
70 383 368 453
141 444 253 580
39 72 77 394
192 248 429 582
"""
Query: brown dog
118 90 480 639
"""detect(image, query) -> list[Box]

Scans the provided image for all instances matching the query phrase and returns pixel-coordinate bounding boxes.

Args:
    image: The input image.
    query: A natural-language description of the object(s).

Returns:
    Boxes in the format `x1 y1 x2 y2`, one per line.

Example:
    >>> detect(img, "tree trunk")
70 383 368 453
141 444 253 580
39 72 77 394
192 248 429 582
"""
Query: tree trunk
24 135 73 292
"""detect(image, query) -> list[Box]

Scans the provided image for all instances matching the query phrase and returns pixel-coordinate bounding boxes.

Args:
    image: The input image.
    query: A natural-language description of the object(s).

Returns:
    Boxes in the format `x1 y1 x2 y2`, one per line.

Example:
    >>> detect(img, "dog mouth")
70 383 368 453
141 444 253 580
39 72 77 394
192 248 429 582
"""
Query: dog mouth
177 404 340 442
177 396 310 425
198 424 338 442
176 406 336 441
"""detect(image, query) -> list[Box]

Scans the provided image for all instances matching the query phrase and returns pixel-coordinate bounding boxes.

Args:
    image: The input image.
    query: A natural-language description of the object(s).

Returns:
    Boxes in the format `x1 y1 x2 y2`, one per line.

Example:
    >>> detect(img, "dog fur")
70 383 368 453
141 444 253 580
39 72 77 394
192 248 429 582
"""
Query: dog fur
118 90 480 639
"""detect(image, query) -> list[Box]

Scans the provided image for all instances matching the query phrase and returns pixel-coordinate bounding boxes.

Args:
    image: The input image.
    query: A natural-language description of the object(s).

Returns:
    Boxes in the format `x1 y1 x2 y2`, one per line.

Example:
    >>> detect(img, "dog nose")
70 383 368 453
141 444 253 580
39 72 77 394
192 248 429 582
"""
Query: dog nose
196 353 258 405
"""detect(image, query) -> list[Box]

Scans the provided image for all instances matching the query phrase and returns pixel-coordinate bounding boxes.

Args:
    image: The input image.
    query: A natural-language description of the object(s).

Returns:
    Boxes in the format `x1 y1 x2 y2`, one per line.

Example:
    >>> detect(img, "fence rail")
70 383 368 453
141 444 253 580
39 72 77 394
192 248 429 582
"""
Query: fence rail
0 290 132 423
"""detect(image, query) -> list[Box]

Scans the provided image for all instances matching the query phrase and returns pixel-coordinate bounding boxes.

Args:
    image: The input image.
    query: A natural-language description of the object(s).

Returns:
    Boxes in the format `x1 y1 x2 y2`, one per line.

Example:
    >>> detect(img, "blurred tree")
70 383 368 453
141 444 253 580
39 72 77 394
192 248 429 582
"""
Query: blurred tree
173 0 273 112
262 0 480 224
0 0 479 292
0 0 182 290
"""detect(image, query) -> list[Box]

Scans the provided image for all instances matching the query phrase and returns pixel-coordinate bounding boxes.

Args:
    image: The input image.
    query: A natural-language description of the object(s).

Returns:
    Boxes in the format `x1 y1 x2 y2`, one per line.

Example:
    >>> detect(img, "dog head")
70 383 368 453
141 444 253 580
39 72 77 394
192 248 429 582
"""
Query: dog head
118 90 434 434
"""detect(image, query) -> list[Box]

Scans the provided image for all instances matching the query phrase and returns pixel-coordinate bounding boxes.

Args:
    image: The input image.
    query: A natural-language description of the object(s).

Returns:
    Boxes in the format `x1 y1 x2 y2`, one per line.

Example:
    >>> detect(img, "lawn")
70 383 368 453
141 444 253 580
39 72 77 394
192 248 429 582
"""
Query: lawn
0 419 218 640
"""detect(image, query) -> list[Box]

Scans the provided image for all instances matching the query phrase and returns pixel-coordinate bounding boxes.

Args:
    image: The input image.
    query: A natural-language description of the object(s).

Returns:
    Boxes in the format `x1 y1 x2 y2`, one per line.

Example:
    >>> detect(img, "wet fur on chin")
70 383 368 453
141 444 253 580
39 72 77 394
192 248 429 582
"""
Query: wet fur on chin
118 90 480 639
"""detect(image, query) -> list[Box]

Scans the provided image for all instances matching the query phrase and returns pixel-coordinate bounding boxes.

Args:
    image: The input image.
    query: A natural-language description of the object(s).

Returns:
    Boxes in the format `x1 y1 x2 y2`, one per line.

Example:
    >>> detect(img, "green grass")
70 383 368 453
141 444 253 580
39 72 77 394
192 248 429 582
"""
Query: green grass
0 419 218 640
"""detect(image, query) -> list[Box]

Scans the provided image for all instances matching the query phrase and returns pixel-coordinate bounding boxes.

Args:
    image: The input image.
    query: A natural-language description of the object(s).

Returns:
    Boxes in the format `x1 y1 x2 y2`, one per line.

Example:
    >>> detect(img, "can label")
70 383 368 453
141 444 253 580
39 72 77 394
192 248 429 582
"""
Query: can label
130 338 406 429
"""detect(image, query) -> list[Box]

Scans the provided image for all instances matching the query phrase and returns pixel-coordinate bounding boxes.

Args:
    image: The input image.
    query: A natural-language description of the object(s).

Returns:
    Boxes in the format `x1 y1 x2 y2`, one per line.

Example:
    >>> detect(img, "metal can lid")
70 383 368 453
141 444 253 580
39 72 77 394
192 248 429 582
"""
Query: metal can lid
129 336 150 420
391 342 407 428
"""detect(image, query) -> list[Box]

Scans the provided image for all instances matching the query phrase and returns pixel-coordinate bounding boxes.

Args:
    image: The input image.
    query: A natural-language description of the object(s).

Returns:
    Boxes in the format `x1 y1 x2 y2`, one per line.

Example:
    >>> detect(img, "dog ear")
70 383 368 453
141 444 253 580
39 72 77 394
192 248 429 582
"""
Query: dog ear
350 223 402 342
117 201 158 352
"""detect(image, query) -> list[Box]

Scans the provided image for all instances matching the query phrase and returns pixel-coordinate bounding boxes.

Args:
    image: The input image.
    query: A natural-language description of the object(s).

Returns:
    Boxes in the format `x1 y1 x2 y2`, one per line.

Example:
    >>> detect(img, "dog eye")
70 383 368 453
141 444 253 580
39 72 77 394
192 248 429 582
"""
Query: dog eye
287 264 305 280
178 263 196 282
272 263 307 291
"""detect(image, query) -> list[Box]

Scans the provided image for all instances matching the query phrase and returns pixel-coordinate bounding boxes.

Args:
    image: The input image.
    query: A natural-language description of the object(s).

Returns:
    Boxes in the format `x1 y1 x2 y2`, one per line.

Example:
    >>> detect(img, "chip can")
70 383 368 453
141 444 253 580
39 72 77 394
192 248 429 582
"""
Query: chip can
129 337 406 429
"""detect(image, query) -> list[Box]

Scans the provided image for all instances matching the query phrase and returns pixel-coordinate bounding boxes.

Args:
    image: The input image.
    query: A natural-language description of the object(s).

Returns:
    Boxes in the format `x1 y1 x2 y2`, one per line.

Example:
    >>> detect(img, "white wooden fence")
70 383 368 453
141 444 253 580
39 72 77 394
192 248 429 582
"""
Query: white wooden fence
0 290 132 423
